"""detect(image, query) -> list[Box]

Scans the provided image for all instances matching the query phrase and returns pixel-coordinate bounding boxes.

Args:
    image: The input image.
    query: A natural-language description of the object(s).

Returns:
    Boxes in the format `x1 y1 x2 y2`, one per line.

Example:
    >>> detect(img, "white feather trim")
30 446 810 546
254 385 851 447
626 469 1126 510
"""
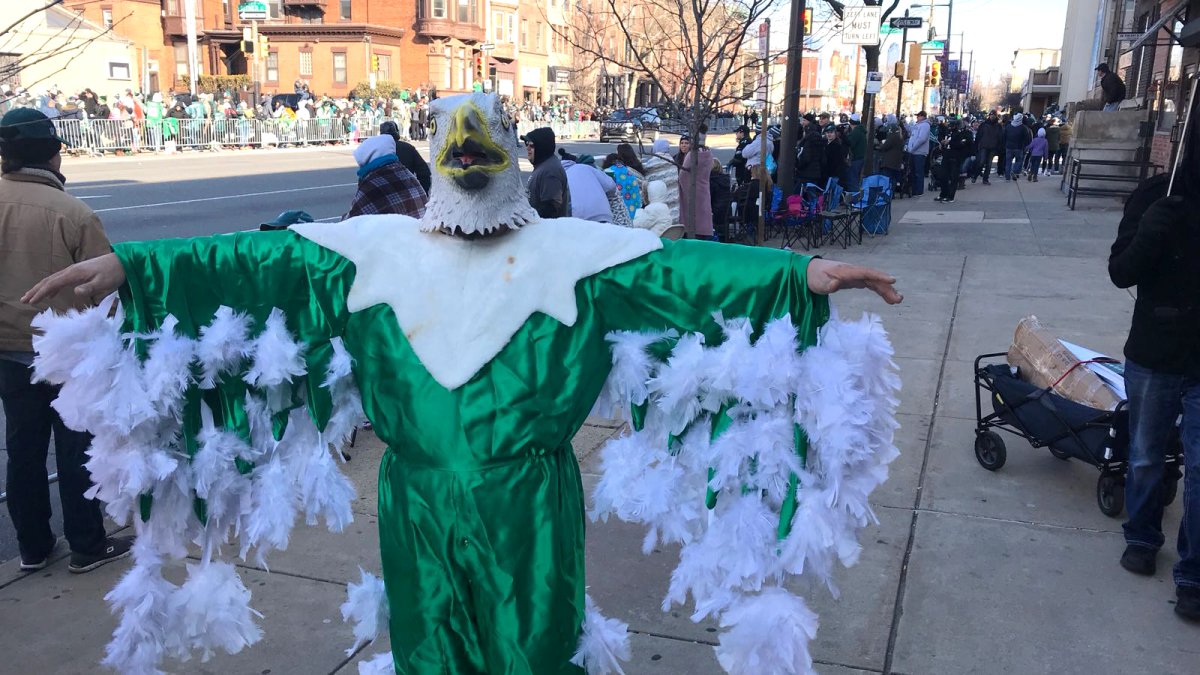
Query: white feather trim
357 652 396 675
714 588 818 675
31 300 366 672
165 562 263 662
196 306 252 389
341 568 390 656
569 595 630 675
592 313 901 674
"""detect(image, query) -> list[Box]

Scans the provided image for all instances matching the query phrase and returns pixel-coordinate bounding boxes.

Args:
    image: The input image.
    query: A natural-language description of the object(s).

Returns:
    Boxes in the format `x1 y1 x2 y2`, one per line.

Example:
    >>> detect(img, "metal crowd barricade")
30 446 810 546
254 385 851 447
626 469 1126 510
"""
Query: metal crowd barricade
50 116 600 155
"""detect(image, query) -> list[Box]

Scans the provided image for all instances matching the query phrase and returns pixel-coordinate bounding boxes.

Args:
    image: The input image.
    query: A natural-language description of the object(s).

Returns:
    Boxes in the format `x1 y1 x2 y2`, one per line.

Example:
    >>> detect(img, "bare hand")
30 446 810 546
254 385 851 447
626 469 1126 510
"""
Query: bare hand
22 253 126 307
807 258 903 305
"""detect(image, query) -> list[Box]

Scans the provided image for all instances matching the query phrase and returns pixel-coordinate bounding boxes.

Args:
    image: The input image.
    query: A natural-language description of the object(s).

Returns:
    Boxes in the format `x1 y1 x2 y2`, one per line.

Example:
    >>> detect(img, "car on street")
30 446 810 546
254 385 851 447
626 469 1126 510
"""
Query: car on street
600 108 661 142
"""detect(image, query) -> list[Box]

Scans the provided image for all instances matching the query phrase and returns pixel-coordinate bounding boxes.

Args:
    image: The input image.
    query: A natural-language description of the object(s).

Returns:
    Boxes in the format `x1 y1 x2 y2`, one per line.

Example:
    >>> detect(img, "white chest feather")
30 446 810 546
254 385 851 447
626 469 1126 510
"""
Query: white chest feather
291 216 662 390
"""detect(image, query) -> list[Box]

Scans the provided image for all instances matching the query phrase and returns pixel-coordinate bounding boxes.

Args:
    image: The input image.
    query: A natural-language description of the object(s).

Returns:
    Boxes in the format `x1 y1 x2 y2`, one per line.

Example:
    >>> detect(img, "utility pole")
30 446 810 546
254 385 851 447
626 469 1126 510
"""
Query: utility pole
184 0 199 94
758 18 771 245
942 0 953 114
776 0 807 198
896 8 910 118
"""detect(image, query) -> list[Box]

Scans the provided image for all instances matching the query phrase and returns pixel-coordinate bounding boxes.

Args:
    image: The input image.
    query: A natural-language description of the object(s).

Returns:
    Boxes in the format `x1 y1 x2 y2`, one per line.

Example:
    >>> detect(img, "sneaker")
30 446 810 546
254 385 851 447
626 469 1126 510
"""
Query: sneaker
1177 585 1200 622
1120 544 1157 576
934 196 944 202
942 198 954 203
19 542 58 572
69 536 133 574
982 179 991 185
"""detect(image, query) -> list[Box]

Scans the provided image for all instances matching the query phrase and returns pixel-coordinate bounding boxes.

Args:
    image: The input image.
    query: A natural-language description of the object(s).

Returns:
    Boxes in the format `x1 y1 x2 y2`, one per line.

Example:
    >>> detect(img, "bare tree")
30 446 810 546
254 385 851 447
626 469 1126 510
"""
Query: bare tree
0 0 129 106
550 0 784 237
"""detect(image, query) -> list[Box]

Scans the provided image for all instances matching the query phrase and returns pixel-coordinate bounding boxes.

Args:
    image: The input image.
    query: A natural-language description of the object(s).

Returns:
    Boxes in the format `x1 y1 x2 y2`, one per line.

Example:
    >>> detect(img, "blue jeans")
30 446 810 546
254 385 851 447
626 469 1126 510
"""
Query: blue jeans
845 159 865 193
1005 150 1024 180
1122 360 1200 587
909 154 926 195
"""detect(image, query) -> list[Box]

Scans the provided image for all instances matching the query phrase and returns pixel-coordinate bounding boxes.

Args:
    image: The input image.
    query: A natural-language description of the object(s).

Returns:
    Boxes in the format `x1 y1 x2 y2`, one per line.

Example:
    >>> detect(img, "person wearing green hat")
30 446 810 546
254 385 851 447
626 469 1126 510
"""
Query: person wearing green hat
0 107 133 573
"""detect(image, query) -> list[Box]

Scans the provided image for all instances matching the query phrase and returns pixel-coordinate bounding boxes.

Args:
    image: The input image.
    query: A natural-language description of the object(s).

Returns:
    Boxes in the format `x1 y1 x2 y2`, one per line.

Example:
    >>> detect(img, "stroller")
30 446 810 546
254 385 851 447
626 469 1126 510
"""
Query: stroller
973 353 1182 517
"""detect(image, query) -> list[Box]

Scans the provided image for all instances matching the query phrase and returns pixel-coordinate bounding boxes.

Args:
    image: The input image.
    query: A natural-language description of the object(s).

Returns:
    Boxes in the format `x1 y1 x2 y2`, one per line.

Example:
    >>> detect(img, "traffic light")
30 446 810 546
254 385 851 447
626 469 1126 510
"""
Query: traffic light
259 35 268 52
930 60 942 87
894 61 905 78
475 52 484 82
802 7 812 34
371 55 380 72
924 63 932 87
241 40 254 54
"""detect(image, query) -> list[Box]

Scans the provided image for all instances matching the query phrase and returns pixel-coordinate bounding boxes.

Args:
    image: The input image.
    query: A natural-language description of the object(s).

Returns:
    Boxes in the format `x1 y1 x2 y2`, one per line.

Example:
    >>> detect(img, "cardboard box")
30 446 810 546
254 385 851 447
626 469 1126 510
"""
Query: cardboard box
1007 316 1122 411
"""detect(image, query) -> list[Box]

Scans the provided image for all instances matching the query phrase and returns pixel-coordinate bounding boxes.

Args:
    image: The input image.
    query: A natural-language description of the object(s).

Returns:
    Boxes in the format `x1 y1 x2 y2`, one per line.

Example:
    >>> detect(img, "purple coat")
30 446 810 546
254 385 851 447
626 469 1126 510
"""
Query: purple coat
679 148 714 237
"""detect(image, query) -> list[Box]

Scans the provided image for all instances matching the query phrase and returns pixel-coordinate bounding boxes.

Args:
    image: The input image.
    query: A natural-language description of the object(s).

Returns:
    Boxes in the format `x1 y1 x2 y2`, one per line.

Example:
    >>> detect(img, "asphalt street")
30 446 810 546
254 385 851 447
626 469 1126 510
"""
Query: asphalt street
59 139 735 243
0 137 734 563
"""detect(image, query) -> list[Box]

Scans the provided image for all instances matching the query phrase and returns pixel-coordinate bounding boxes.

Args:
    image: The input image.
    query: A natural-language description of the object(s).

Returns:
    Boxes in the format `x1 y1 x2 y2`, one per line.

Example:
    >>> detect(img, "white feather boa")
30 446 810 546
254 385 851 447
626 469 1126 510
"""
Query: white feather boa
31 298 366 674
590 312 901 675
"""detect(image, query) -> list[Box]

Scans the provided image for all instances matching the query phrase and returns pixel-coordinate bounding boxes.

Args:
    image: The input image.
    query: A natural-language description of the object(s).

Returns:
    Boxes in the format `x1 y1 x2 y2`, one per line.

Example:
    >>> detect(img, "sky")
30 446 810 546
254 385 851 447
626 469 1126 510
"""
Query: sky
768 0 1071 84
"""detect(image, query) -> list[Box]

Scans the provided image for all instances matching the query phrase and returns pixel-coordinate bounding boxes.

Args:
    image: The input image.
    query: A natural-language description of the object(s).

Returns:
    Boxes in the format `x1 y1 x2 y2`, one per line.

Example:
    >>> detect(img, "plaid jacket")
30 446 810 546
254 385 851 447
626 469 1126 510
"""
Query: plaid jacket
343 162 428 220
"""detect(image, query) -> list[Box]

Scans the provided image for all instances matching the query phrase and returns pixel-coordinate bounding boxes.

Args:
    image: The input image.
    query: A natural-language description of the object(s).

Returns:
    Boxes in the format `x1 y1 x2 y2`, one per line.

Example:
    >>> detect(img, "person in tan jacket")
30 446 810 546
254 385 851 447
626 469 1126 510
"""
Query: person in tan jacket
0 108 131 572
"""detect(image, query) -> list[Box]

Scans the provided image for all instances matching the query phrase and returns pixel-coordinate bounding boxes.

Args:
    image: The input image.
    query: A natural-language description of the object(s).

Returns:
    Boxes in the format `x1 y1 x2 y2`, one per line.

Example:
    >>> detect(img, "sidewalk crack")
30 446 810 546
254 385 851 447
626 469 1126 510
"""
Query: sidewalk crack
882 254 967 674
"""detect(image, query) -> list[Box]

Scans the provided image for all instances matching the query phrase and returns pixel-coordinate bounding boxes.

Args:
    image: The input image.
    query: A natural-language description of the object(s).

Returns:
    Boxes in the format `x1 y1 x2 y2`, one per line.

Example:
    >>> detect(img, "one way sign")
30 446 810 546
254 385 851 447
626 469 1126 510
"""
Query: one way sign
890 17 923 29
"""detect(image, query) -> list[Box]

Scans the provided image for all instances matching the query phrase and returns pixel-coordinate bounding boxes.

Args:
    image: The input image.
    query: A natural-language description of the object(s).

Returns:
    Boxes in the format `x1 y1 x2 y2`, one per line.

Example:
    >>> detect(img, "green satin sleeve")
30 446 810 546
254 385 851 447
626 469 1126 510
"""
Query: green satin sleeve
113 230 356 441
592 239 829 344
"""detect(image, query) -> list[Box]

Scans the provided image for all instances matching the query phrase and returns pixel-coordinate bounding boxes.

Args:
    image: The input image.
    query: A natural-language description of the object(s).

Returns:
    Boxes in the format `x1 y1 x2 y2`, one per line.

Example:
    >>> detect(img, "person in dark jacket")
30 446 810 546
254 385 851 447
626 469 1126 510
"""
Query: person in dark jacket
521 127 571 219
1096 63 1127 111
845 115 867 191
795 124 826 190
379 120 432 195
822 124 848 187
1108 160 1200 622
709 157 732 240
875 123 905 191
729 125 752 184
974 113 1004 184
1003 114 1033 180
935 118 973 202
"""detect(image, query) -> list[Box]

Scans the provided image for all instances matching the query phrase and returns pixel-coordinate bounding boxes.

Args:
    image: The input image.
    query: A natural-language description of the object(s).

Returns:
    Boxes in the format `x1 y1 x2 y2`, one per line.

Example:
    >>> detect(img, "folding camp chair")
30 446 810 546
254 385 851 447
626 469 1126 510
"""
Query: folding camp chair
850 174 893 238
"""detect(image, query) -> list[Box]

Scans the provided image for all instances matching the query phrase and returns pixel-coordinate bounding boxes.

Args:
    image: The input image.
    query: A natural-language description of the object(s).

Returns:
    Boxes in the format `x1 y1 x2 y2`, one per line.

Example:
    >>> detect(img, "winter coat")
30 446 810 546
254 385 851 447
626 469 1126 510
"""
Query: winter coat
975 119 1004 151
877 129 905 171
1004 122 1032 150
1109 178 1200 376
906 119 931 156
1101 71 1127 104
847 125 868 161
1026 136 1049 157
823 139 848 185
942 129 974 159
679 148 714 237
795 130 826 183
561 160 617 223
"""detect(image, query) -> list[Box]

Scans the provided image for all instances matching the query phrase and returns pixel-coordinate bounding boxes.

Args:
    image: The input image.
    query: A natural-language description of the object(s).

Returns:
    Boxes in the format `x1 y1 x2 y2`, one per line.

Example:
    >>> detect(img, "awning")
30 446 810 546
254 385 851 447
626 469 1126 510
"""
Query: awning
1125 0 1189 52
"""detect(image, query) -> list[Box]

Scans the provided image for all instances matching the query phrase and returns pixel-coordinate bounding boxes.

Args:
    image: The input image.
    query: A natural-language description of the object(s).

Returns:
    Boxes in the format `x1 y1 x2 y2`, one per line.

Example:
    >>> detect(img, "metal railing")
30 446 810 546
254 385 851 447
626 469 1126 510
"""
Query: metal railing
50 116 601 154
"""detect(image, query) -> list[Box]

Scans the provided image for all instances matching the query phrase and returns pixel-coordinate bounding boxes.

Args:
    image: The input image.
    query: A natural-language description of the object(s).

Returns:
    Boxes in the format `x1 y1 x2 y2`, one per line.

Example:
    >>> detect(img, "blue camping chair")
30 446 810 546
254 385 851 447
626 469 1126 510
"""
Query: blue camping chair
850 174 893 237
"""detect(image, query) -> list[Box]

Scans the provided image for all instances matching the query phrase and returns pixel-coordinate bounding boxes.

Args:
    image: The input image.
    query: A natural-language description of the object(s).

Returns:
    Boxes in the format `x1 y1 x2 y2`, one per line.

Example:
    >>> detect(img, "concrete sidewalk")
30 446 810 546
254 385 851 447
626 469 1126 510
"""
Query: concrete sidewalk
1 175 1196 674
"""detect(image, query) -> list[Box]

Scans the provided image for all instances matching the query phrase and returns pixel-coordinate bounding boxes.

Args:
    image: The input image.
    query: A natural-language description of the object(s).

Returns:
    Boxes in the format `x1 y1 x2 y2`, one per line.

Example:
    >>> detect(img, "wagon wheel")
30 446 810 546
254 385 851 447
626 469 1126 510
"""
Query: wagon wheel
974 431 1007 471
1096 474 1125 518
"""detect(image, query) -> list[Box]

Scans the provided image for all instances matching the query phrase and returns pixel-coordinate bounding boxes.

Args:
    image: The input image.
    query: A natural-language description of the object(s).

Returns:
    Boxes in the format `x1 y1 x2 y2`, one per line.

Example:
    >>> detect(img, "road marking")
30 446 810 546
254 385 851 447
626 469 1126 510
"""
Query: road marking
93 183 356 213
73 195 111 199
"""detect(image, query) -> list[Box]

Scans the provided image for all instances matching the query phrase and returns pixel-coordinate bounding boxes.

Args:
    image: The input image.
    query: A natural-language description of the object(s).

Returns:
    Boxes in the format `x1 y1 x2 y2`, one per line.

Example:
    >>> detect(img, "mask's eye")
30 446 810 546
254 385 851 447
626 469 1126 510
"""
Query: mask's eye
428 117 438 136
500 114 511 131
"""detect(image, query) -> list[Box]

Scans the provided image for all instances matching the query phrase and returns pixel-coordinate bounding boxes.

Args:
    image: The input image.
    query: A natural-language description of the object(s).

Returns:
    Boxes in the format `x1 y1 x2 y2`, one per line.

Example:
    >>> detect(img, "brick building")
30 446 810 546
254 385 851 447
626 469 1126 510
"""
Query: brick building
66 0 494 98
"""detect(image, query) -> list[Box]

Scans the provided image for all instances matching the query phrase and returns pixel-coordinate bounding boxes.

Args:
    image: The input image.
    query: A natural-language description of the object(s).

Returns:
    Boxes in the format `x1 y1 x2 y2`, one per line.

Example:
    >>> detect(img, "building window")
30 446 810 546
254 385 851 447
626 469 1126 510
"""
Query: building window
520 19 528 48
173 42 188 77
333 51 347 83
340 0 351 20
108 61 130 79
377 54 391 81
1157 17 1186 131
266 51 279 82
166 0 180 15
457 0 474 24
431 0 447 20
299 51 313 76
102 8 113 28
267 0 283 20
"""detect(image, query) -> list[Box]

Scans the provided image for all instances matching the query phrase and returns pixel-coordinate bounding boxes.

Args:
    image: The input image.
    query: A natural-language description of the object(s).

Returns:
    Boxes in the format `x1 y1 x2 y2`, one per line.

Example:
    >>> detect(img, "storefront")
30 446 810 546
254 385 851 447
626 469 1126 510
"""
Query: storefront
1120 0 1200 169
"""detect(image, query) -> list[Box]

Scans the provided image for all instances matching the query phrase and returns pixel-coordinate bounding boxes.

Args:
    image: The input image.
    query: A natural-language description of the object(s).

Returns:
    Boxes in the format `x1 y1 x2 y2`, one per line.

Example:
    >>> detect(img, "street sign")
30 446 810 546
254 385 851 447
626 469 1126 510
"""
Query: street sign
1116 31 1143 41
479 43 495 51
237 1 267 21
880 26 902 35
842 5 882 45
890 17 923 29
758 21 769 59
865 71 883 95
921 40 945 52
